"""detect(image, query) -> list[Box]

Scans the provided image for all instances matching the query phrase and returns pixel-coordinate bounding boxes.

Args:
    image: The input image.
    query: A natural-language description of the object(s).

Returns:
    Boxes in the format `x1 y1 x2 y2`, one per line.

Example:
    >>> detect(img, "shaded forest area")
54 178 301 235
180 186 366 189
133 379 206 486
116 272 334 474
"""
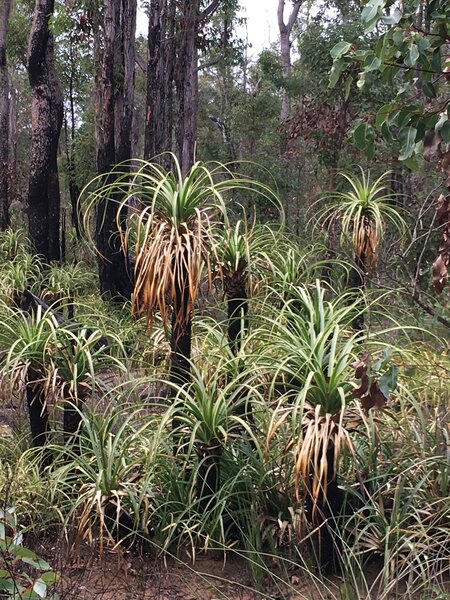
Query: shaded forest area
0 0 449 599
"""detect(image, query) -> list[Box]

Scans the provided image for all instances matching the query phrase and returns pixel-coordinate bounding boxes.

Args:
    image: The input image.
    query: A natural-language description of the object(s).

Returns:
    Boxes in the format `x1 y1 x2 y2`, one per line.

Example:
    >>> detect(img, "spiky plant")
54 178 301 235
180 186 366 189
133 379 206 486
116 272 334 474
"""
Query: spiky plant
260 281 367 568
81 155 276 393
217 221 250 355
0 304 58 467
0 300 127 464
315 169 406 329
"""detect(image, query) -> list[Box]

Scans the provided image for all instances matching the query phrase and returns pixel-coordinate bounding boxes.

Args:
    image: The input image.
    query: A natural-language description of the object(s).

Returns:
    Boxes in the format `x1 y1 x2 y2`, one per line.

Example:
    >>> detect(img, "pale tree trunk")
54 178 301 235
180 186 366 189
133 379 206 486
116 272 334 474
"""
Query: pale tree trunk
0 0 12 230
277 0 302 121
95 0 136 301
27 0 63 262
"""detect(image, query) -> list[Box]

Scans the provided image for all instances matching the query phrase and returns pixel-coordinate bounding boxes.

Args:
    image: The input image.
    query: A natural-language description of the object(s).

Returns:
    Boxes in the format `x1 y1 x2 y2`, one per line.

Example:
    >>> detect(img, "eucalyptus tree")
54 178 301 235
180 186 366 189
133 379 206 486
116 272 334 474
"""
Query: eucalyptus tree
330 0 450 296
277 0 302 121
95 0 137 300
145 0 242 174
27 0 63 262
0 0 12 230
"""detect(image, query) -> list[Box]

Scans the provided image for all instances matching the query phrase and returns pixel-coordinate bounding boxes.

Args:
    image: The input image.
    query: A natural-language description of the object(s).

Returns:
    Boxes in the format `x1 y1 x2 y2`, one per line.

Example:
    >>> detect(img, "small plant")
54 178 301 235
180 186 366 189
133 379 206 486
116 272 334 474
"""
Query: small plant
0 507 59 599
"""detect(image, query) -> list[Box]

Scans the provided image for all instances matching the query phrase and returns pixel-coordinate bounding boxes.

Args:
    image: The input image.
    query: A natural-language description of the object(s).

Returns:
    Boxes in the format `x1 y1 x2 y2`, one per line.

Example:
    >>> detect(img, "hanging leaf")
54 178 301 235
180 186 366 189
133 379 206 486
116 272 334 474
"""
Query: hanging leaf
399 126 417 160
353 122 367 150
330 41 351 60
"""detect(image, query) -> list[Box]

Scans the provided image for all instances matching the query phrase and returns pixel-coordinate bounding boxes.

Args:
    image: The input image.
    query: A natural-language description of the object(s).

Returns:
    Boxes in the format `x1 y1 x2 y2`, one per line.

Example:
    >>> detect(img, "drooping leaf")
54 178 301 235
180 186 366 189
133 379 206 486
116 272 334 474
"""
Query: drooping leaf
330 41 352 60
399 126 418 160
353 122 367 150
329 58 345 88
33 579 47 599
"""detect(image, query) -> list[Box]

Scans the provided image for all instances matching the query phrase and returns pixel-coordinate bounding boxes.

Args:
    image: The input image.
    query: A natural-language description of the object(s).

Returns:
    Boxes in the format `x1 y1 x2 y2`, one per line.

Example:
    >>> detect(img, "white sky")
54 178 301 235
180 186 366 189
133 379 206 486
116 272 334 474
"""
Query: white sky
136 1 279 57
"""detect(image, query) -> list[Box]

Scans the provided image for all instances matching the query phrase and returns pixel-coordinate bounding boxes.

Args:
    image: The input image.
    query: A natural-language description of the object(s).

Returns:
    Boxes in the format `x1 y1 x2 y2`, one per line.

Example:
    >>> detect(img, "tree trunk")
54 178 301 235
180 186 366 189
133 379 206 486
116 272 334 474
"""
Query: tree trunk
0 0 12 230
170 269 192 389
305 445 344 572
277 0 302 122
175 0 200 175
27 0 63 263
64 42 81 240
95 0 136 301
26 370 52 470
197 441 222 512
227 290 248 356
349 253 365 331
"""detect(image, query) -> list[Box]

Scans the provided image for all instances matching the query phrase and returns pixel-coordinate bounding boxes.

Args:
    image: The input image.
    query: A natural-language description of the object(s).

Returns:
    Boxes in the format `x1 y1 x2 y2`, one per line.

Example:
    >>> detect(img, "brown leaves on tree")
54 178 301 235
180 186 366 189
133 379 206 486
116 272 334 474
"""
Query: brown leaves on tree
352 352 387 411
287 98 351 154
432 193 450 295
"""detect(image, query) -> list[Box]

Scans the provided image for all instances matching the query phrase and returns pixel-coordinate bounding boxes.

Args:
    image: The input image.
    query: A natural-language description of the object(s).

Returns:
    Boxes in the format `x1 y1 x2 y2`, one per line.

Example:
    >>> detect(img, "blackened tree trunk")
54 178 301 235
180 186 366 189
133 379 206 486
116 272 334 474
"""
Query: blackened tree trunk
0 0 12 230
170 268 192 389
27 0 63 262
64 41 81 240
175 0 199 175
26 369 52 470
349 252 365 331
305 445 344 572
95 0 136 301
145 0 166 159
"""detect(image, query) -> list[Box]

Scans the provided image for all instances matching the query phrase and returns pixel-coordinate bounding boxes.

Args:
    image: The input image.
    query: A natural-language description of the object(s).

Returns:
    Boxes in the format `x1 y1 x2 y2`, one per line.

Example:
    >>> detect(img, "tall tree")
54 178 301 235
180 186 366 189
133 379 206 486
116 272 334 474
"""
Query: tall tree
277 0 302 121
175 0 200 174
145 0 226 174
95 0 136 300
145 0 176 161
0 0 12 230
27 0 63 262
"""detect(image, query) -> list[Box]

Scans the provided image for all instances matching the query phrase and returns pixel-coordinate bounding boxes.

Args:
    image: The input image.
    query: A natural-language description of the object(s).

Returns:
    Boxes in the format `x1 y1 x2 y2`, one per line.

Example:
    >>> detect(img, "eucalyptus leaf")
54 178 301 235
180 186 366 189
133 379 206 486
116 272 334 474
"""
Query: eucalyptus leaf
330 41 351 60
399 126 418 160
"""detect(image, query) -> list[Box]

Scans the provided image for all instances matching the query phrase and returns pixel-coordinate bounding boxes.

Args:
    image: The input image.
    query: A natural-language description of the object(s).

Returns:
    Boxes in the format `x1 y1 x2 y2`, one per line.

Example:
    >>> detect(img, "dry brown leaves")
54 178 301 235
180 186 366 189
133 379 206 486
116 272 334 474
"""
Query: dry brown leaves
432 193 450 295
352 352 387 411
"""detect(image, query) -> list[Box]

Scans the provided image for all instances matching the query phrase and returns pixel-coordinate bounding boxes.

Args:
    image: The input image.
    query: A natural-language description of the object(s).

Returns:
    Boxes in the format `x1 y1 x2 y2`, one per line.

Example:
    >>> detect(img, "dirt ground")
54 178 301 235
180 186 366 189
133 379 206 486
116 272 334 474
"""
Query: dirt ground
27 536 342 600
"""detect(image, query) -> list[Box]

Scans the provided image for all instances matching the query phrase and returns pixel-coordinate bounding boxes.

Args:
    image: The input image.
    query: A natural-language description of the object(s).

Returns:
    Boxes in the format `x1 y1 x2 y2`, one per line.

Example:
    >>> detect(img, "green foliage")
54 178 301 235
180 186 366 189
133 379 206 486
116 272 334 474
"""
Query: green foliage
330 0 450 166
314 169 406 266
0 507 59 599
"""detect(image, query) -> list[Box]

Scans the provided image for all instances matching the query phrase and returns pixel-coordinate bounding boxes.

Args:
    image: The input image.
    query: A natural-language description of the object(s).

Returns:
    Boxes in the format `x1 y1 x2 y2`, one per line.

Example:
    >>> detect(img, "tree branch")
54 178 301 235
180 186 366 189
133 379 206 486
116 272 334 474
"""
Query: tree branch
412 292 450 329
202 0 222 20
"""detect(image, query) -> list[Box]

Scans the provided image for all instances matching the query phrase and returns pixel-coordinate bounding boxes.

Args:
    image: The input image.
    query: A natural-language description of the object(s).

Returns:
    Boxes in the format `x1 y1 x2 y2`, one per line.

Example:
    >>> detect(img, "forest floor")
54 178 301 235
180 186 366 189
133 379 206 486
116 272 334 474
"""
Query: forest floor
29 534 348 600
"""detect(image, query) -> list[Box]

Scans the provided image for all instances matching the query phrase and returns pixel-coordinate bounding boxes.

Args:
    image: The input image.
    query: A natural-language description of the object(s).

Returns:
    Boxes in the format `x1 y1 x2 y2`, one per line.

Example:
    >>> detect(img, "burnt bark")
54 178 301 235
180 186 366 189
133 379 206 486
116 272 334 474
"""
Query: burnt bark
305 446 344 573
197 441 222 512
227 293 248 356
64 42 81 240
145 0 176 164
95 0 136 301
26 370 52 470
175 0 200 175
349 253 365 331
0 0 12 230
27 0 63 262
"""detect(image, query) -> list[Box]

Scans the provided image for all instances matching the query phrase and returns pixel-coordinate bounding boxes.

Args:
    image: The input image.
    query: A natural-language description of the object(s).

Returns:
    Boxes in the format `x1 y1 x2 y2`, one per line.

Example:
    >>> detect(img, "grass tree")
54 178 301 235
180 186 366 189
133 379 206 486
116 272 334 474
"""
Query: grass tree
262 281 367 569
81 156 276 395
217 221 250 356
0 300 126 466
316 169 406 329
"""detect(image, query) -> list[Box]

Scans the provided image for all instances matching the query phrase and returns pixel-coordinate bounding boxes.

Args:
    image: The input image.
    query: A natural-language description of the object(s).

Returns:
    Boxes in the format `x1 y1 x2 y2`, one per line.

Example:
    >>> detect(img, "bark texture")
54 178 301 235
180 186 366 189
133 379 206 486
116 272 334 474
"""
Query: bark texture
27 0 63 262
0 0 12 230
145 0 176 161
95 0 136 300
277 0 302 121
175 0 200 175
